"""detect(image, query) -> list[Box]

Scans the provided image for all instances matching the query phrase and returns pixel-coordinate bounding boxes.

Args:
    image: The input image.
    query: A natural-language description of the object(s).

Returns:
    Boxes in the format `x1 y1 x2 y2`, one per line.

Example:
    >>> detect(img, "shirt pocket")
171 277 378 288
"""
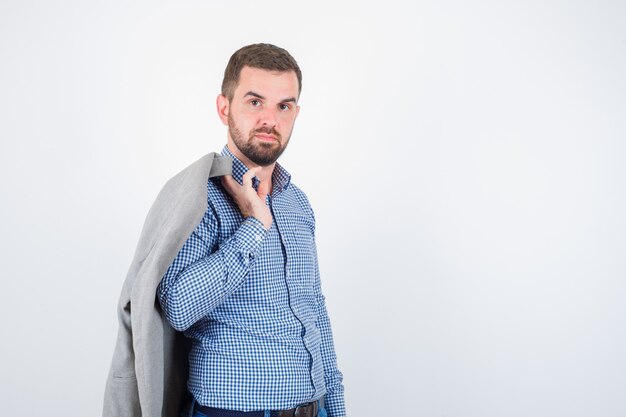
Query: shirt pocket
280 211 318 295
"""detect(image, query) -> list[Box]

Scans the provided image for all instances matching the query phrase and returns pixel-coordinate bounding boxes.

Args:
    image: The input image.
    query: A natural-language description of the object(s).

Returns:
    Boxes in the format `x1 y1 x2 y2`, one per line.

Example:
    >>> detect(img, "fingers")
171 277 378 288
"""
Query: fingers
239 167 270 200
220 170 273 229
241 167 261 189
222 168 269 200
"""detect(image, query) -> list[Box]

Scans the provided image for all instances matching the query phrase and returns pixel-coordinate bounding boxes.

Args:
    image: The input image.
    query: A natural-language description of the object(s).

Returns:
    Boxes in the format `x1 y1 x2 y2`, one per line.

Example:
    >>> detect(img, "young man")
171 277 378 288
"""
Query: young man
157 44 345 417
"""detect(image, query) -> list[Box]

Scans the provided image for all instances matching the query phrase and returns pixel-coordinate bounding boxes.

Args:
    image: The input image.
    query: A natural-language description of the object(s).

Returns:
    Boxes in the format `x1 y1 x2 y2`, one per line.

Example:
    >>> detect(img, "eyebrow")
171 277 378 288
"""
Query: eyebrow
244 91 297 104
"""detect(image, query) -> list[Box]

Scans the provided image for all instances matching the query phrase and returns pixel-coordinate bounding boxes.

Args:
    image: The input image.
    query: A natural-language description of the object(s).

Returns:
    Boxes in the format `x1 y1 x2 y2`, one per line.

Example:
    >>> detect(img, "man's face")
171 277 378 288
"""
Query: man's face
220 66 300 167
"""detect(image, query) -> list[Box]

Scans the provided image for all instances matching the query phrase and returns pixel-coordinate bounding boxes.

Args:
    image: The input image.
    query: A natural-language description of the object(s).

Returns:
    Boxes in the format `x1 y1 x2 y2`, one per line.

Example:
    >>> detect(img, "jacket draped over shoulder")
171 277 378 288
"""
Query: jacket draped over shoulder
103 153 232 417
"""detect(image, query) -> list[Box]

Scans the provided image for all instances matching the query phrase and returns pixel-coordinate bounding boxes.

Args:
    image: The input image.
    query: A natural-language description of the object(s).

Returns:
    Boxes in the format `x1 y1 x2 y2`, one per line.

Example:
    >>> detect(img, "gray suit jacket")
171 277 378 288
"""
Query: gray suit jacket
103 152 232 417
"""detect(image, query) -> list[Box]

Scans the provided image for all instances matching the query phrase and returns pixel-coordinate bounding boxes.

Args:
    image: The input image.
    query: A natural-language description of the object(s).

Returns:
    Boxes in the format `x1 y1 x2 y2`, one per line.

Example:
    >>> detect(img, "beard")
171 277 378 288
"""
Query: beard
228 114 290 166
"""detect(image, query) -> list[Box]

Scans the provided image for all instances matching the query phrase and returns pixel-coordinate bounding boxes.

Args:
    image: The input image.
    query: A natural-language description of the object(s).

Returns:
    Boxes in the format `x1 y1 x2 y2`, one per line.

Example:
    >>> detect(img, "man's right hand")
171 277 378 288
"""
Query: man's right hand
221 167 273 230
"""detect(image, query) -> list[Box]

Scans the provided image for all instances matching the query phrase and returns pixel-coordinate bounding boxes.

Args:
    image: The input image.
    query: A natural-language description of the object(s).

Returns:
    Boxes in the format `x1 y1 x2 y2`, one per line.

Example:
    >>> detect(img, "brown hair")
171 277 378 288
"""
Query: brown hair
221 43 302 101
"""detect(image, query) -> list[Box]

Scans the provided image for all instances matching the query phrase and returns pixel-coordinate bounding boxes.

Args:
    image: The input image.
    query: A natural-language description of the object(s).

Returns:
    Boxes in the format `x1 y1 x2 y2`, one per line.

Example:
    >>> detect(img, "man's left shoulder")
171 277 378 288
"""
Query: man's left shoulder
281 182 316 222
287 182 309 199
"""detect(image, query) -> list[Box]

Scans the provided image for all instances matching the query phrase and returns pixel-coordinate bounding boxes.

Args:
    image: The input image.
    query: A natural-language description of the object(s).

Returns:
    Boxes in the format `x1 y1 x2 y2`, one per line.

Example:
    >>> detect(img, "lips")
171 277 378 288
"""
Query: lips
255 133 278 142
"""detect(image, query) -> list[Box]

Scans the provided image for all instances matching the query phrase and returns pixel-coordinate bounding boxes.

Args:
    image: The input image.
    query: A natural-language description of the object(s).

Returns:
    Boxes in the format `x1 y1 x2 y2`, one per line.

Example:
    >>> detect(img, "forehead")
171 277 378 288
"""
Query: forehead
234 66 299 100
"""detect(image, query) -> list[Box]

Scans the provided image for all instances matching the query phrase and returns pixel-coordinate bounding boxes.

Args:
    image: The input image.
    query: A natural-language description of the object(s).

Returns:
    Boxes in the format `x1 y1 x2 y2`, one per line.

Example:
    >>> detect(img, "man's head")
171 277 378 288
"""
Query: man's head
221 43 302 102
217 44 302 167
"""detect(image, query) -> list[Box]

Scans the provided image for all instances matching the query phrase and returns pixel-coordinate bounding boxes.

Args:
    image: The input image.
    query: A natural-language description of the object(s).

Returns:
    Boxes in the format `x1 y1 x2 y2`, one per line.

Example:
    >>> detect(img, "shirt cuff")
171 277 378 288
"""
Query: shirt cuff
230 217 269 261
324 390 346 417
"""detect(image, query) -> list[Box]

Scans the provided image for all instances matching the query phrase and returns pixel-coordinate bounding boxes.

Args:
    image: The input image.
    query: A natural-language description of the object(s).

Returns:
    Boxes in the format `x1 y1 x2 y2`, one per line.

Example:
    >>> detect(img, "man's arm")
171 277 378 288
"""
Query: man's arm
316 282 347 417
157 169 272 331
157 215 268 331
313 245 346 417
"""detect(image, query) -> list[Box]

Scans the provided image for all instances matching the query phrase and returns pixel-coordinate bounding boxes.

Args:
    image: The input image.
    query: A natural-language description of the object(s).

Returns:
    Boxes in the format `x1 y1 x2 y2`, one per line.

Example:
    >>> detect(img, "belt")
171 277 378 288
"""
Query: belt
195 400 319 417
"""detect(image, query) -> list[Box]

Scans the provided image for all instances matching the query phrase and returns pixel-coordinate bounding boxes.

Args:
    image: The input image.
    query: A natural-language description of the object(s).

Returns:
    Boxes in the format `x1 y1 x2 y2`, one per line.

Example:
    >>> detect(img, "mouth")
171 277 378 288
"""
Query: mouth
254 133 278 143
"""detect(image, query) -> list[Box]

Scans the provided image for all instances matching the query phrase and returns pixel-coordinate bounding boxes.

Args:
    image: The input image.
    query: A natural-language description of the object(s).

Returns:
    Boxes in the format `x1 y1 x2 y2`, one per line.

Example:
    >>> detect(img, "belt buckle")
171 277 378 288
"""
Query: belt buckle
294 401 317 417
294 405 306 417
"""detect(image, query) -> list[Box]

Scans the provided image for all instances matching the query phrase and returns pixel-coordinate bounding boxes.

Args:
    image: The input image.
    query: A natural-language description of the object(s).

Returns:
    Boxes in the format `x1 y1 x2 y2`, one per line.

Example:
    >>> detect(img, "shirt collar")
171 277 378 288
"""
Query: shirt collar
221 145 292 193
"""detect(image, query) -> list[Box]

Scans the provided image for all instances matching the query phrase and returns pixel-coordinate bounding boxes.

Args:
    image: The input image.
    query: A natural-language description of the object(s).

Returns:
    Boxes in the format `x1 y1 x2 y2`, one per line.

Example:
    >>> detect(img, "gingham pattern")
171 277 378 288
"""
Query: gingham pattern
157 147 345 417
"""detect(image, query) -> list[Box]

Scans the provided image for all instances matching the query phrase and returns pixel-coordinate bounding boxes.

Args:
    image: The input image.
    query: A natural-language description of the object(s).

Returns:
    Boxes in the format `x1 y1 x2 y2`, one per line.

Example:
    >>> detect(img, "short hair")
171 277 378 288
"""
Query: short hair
221 43 302 101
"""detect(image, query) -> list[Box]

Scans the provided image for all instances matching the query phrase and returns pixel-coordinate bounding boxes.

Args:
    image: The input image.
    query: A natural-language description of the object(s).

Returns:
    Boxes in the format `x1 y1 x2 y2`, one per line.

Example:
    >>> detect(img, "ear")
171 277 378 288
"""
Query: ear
295 104 301 119
216 94 229 126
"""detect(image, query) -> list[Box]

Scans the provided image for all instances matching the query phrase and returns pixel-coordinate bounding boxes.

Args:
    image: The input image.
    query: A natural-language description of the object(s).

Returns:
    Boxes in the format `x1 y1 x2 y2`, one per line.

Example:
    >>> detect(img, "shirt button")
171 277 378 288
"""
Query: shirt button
255 234 262 242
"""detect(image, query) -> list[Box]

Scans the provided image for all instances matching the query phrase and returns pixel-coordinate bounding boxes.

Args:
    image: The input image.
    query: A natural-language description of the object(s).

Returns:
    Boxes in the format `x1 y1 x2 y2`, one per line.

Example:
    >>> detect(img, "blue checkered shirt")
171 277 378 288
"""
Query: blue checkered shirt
157 146 345 416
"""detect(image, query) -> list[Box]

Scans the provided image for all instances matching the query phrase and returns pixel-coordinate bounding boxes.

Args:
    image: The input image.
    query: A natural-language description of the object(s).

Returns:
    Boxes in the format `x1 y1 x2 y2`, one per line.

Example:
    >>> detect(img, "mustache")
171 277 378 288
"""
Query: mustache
252 126 281 138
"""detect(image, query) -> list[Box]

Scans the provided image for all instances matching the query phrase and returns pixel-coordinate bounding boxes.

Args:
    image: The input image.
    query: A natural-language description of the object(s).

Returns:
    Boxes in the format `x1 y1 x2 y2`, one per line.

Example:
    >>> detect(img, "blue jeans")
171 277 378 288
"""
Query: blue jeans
180 401 327 417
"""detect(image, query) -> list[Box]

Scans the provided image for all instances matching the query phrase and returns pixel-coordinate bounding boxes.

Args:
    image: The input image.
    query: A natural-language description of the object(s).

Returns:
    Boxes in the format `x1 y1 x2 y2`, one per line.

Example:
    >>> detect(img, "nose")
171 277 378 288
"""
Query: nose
259 107 278 128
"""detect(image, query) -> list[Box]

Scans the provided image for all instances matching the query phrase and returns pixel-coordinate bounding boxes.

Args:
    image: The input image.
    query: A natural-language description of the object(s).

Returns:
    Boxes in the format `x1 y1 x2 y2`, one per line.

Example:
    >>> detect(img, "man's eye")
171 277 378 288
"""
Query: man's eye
251 100 261 106
279 104 290 111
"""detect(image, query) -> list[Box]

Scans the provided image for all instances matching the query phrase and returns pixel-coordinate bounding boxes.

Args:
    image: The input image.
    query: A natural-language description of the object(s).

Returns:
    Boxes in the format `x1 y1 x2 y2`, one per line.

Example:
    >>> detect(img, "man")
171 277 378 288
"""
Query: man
156 44 345 417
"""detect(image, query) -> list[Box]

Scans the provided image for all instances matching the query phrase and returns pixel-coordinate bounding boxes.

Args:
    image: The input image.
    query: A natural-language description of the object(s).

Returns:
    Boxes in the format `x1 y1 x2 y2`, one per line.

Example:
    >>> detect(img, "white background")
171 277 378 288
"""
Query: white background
1 1 625 416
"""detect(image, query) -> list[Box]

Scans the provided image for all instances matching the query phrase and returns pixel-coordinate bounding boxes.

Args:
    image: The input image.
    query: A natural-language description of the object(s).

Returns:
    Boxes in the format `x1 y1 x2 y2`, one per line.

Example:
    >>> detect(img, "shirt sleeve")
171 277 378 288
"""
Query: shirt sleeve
157 210 269 332
310 217 346 417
